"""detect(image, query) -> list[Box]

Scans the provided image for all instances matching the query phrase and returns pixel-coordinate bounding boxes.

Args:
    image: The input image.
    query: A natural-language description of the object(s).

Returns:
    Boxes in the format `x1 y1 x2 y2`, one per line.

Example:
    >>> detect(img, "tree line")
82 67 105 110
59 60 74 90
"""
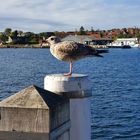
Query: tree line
0 27 140 45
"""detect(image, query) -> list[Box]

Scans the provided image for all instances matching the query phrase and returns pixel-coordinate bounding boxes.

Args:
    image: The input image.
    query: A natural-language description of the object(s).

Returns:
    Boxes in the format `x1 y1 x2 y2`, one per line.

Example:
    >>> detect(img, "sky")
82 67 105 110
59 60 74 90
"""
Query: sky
0 0 140 33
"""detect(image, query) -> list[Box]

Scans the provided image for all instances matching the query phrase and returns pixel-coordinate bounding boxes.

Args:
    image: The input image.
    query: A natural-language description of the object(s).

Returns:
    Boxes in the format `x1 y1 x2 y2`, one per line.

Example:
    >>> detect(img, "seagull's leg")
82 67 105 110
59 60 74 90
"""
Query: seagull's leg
69 62 72 74
64 62 72 76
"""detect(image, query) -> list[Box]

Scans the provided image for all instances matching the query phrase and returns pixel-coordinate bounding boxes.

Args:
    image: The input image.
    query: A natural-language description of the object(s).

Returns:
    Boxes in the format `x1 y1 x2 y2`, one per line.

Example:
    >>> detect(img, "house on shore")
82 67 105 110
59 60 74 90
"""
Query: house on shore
62 35 113 45
6 36 29 44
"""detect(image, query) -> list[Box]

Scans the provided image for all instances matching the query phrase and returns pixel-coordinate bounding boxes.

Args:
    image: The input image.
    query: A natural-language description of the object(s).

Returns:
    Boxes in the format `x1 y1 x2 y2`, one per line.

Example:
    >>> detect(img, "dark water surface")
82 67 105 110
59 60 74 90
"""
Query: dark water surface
0 48 140 139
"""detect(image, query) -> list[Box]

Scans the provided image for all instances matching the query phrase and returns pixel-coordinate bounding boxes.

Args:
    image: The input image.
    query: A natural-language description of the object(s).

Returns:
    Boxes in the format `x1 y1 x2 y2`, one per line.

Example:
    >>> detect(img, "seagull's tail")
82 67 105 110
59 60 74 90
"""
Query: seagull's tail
95 49 109 57
94 53 103 57
85 45 109 57
96 49 109 54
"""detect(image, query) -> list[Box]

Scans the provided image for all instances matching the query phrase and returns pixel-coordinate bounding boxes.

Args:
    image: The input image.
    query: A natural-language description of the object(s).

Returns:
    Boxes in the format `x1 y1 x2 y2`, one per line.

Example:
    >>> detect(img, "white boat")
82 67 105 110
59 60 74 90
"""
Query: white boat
107 38 140 48
130 43 140 48
107 42 131 48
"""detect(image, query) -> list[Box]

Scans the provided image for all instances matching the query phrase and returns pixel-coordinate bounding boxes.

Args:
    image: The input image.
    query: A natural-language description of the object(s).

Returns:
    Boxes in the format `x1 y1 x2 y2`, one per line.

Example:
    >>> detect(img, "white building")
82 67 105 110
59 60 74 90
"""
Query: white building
110 38 139 47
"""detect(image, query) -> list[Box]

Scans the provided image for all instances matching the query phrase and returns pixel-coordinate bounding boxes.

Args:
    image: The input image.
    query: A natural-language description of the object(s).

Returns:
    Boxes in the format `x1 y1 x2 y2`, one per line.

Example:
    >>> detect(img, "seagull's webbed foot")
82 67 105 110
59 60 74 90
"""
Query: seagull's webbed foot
64 72 72 77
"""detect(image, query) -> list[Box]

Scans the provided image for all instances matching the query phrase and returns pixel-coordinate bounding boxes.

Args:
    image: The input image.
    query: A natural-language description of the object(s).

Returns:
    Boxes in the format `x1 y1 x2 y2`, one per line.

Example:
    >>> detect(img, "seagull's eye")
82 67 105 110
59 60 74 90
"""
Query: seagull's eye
51 38 54 40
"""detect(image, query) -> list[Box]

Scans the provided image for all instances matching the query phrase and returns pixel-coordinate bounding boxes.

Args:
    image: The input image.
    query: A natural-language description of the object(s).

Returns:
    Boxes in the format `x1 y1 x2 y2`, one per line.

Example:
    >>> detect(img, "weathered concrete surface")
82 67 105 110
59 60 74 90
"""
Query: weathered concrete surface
44 74 92 98
70 98 91 140
44 74 92 140
0 131 49 140
0 85 68 109
0 85 70 140
0 107 50 133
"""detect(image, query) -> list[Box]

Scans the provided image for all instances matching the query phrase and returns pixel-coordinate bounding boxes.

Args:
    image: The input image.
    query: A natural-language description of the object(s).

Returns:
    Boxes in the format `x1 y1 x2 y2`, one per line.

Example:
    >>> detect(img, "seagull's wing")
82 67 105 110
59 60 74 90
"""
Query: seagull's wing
55 41 108 60
57 41 89 55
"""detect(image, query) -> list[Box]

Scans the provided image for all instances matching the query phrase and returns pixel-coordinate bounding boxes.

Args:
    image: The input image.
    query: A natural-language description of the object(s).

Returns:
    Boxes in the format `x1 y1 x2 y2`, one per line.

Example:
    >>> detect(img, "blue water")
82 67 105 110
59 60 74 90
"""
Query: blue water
0 48 140 139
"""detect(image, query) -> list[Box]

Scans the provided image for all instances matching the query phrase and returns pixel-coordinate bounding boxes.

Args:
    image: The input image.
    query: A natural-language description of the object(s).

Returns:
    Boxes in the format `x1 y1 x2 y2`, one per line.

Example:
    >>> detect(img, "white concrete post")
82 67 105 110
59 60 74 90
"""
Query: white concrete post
44 74 92 140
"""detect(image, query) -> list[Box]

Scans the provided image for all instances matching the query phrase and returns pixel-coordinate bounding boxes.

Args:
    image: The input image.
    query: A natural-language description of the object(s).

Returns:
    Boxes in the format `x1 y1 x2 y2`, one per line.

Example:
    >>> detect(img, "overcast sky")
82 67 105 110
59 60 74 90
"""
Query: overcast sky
0 0 140 32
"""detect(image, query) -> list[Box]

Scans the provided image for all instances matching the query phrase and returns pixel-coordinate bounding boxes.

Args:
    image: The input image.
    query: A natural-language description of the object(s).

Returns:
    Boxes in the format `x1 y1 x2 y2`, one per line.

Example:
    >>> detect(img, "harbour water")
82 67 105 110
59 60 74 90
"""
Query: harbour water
0 48 140 139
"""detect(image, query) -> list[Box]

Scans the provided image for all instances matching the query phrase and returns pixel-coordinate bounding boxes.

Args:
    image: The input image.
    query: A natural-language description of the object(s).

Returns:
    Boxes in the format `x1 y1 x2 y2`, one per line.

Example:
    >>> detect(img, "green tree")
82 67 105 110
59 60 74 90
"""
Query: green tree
39 32 55 38
100 32 104 38
91 27 94 33
4 28 12 36
0 33 8 42
10 30 18 38
24 32 39 44
79 26 86 35
136 33 140 38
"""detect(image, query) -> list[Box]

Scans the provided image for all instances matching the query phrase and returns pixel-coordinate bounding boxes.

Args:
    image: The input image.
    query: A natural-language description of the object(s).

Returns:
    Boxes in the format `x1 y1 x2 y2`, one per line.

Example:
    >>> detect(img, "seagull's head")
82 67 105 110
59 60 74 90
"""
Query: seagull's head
46 36 61 45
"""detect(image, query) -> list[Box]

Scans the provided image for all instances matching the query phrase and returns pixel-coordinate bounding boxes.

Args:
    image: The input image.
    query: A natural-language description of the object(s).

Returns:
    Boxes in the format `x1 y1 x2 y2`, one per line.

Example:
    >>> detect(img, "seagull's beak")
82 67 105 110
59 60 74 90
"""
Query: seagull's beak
45 39 48 43
45 39 50 45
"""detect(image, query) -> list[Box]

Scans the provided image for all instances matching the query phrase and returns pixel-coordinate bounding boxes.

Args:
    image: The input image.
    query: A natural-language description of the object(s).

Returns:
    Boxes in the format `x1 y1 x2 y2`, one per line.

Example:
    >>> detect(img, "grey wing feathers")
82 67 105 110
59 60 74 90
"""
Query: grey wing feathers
57 41 88 55
57 41 108 57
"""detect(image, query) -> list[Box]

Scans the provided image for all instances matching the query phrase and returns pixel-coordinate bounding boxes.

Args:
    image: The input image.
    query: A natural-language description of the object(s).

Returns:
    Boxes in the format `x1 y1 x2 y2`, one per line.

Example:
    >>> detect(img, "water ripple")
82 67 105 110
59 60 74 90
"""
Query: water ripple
0 48 140 139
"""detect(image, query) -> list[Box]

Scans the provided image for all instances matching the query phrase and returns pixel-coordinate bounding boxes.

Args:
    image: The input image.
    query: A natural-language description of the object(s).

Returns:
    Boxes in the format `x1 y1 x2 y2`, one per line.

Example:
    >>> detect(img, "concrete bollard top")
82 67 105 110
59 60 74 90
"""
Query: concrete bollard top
0 85 68 109
44 74 92 98
0 85 70 140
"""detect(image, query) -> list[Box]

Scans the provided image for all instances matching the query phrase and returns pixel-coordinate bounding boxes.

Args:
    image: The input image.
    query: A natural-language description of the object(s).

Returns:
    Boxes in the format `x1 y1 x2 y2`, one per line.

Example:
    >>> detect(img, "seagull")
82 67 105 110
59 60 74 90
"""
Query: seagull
46 36 108 76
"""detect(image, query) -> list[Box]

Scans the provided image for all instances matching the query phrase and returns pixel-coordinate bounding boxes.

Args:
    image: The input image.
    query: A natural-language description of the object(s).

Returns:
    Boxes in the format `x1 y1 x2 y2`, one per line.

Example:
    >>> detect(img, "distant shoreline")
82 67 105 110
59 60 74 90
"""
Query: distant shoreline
0 44 50 49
